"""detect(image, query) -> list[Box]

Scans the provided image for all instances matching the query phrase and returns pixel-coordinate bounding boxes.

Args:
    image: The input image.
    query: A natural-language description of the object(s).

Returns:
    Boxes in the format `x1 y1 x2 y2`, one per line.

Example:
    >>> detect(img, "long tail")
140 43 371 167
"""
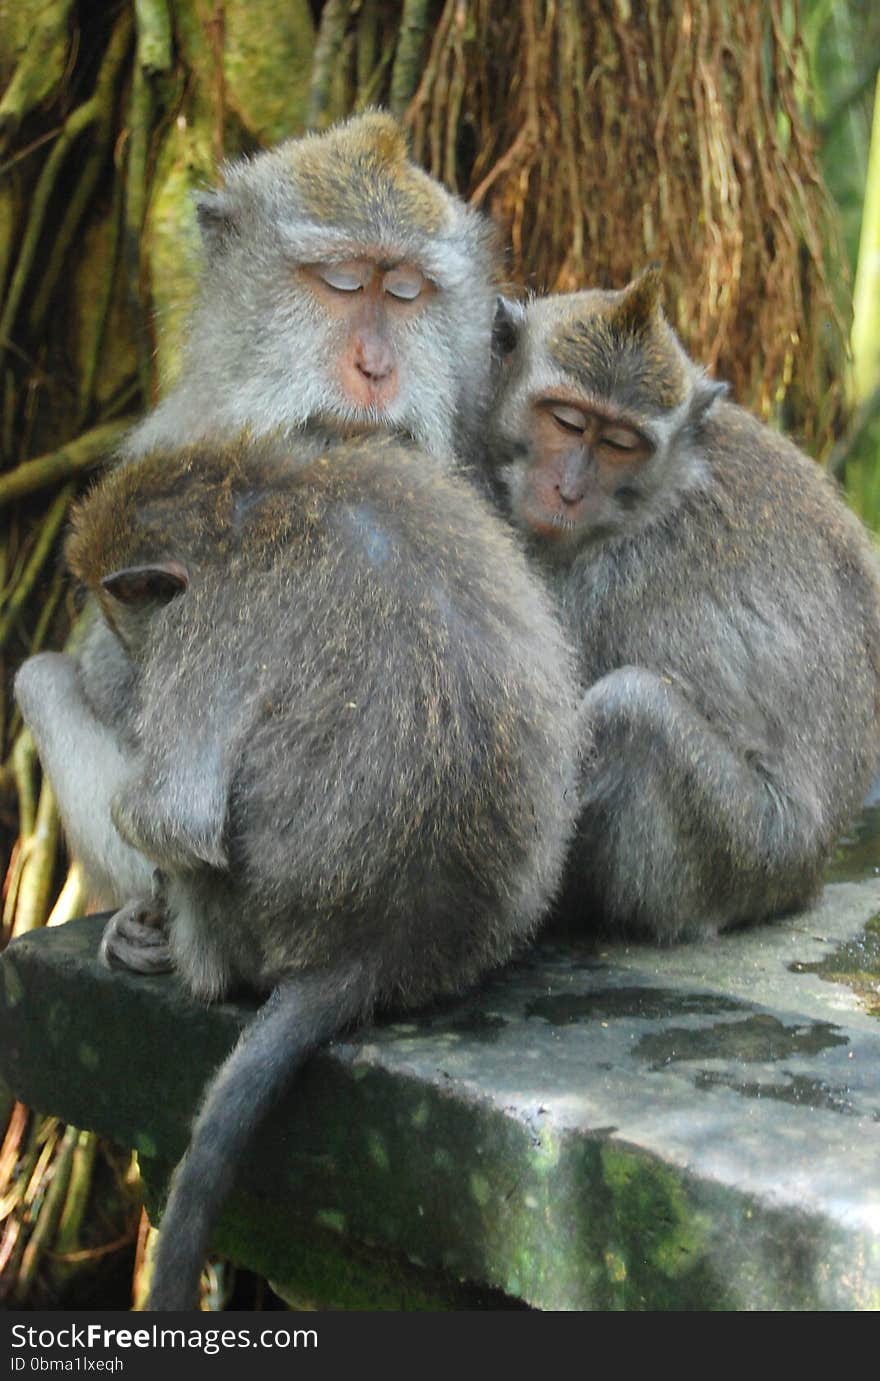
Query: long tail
147 958 376 1311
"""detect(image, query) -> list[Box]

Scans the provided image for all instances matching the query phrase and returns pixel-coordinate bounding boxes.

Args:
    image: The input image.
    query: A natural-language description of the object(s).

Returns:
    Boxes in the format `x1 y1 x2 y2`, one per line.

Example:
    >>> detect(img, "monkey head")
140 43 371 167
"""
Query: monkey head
490 268 727 552
180 112 498 458
65 449 206 657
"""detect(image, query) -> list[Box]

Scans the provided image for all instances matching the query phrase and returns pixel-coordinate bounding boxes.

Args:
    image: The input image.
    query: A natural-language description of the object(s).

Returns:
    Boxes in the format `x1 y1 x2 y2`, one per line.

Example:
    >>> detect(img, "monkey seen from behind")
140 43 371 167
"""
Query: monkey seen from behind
490 267 880 941
19 432 581 1311
12 113 577 1310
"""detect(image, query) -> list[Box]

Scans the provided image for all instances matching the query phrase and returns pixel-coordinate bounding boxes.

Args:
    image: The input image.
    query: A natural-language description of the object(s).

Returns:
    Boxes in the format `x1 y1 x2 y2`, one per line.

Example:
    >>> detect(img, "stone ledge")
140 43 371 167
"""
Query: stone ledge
1 880 879 1310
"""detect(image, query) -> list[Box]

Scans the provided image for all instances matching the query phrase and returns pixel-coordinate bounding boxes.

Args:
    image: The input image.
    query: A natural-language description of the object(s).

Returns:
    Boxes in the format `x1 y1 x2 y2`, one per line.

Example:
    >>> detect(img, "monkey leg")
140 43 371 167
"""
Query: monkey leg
99 897 173 975
14 652 156 907
573 666 822 941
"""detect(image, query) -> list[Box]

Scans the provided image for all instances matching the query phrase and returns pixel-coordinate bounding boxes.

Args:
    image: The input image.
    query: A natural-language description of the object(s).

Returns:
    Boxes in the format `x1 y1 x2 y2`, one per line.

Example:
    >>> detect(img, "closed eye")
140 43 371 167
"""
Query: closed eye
316 262 369 292
384 267 425 301
549 404 588 434
599 428 642 452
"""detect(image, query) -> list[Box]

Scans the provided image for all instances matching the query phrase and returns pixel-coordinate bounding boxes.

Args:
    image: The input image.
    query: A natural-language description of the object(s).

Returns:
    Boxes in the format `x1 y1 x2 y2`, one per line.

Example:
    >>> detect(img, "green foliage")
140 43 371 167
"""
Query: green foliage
801 0 880 275
802 2 880 527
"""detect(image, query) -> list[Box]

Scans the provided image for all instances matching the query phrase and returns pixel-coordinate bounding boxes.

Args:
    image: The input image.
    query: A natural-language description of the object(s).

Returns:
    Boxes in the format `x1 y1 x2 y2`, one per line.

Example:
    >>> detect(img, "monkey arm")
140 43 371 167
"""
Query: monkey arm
108 594 247 874
576 666 824 939
111 755 230 875
14 653 156 907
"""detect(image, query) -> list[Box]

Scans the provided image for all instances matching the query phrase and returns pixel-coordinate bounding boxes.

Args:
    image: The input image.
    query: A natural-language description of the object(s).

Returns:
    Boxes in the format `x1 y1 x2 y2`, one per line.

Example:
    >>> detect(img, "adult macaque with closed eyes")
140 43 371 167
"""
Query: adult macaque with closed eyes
16 110 501 921
19 431 580 1312
126 110 498 464
489 267 880 941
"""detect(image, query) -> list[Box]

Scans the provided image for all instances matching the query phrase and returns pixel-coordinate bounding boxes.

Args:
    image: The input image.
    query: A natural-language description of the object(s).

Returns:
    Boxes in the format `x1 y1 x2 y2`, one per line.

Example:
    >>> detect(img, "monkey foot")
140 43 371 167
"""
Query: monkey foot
99 901 173 975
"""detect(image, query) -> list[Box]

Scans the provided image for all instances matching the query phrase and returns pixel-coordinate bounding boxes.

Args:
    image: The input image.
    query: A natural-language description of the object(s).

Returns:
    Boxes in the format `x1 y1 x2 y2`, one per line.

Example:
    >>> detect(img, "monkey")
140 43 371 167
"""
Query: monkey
125 110 499 467
488 266 880 942
15 110 503 919
16 429 580 1310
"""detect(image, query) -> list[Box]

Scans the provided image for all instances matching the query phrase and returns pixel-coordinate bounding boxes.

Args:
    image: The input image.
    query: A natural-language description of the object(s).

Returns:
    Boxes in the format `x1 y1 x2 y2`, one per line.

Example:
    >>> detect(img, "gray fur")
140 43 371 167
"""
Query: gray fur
14 646 154 907
489 286 880 941
16 112 501 926
125 115 498 466
59 430 580 1307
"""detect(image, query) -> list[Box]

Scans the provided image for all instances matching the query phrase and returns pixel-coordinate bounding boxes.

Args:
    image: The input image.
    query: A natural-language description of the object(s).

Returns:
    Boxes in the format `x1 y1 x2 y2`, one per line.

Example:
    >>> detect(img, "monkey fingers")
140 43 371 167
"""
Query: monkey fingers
99 899 173 975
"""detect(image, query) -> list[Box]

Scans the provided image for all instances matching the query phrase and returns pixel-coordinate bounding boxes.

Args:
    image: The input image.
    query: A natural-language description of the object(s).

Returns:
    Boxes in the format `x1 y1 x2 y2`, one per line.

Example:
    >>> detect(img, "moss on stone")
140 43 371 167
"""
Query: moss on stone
790 914 880 1018
600 1146 720 1310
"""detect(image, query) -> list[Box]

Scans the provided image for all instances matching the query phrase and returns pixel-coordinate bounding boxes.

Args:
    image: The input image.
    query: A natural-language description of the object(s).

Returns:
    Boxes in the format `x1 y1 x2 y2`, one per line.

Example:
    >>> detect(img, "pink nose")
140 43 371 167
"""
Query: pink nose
340 336 399 409
355 337 394 382
556 480 585 505
557 453 587 505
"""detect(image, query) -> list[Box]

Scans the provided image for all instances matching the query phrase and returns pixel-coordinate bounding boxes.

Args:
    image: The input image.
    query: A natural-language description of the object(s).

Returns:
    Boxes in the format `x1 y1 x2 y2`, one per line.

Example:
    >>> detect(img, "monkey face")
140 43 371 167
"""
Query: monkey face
488 278 727 553
184 223 476 459
512 398 654 547
176 114 499 464
299 258 436 413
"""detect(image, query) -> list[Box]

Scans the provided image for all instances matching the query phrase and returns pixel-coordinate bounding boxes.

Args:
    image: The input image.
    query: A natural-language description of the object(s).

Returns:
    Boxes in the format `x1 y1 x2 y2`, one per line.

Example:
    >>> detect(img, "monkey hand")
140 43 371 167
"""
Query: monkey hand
99 898 173 975
111 780 229 873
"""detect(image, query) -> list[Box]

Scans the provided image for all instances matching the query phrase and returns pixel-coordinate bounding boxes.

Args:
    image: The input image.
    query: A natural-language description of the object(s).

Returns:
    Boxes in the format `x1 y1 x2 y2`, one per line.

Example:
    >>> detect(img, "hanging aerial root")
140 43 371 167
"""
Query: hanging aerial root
0 419 136 510
405 0 848 453
0 12 133 368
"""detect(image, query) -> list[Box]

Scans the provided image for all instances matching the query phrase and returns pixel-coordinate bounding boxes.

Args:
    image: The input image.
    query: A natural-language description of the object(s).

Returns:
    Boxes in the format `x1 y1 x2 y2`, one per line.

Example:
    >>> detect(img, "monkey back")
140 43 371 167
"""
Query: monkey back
66 433 581 1005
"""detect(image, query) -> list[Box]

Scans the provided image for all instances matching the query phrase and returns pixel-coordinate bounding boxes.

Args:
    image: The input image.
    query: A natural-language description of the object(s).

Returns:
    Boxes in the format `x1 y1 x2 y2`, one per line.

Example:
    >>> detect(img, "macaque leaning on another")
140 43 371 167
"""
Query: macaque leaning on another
16 431 581 1309
489 267 880 941
16 109 503 915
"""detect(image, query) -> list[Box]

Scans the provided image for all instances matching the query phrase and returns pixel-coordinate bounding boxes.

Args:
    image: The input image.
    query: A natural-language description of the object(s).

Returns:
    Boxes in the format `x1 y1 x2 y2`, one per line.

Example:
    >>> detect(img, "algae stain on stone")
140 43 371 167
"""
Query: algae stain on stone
694 1068 859 1115
527 1125 562 1178
789 914 880 1018
2 960 23 1010
635 1014 848 1069
825 805 880 883
444 1011 508 1043
367 1129 390 1172
78 1042 99 1072
526 988 742 1025
411 1101 430 1131
47 1002 71 1044
134 1132 158 1159
315 1209 346 1235
601 1146 708 1284
470 1172 491 1207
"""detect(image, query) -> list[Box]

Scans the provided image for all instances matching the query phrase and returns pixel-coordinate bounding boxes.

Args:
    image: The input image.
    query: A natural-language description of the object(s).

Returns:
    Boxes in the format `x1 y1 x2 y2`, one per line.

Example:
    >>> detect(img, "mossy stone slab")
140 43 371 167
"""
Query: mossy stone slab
2 879 880 1310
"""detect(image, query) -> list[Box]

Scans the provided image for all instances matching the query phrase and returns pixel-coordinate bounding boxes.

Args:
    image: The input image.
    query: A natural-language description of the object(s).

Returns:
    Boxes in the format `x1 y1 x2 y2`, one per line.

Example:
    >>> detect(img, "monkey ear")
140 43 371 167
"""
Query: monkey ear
689 375 729 424
101 562 189 608
195 190 238 250
611 264 664 335
493 296 524 359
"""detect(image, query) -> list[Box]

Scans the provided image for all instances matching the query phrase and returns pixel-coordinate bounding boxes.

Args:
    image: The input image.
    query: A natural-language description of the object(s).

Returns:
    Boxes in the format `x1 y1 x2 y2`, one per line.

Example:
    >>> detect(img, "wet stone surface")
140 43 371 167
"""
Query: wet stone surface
2 827 880 1309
